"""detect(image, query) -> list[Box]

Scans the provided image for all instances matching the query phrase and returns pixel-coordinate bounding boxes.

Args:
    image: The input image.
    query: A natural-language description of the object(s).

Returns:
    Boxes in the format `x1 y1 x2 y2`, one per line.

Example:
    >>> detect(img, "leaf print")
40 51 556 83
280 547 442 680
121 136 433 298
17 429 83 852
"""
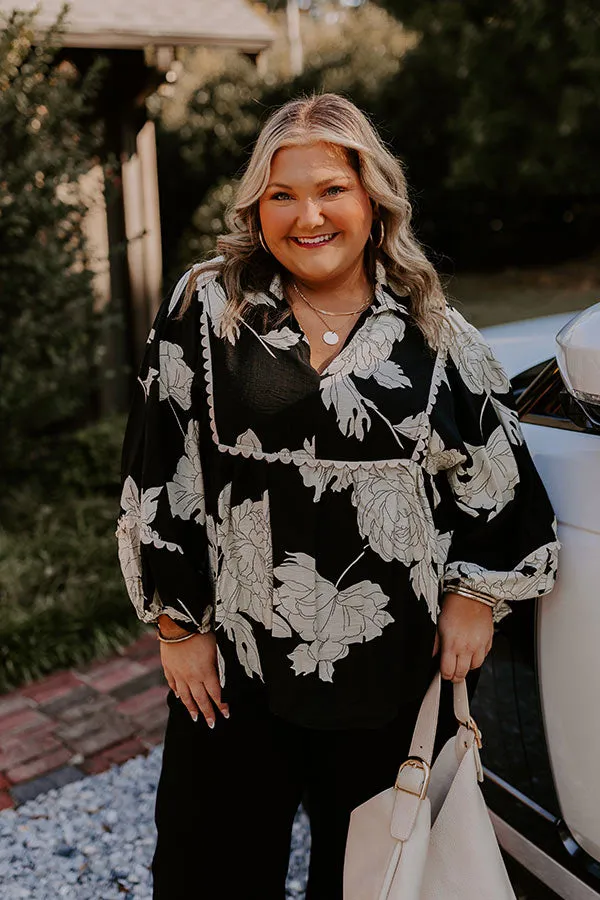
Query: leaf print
297 458 353 502
491 396 524 446
394 412 428 441
166 420 206 524
215 608 264 680
448 426 519 519
138 367 158 399
158 341 194 410
371 359 411 390
261 327 302 350
321 373 371 440
116 515 145 613
119 477 182 553
448 310 511 396
273 552 393 682
146 327 155 344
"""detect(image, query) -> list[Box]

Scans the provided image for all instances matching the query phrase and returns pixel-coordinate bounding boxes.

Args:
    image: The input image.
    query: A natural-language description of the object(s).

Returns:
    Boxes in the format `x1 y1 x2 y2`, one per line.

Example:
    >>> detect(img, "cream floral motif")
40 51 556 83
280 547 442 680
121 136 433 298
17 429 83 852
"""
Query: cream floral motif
166 420 206 524
448 425 519 519
350 464 451 620
116 476 183 621
351 465 429 565
261 327 302 350
214 485 289 679
491 396 524 446
203 276 240 344
320 313 410 440
443 537 560 605
158 341 194 410
297 457 353 502
138 367 158 399
447 309 511 396
273 552 394 682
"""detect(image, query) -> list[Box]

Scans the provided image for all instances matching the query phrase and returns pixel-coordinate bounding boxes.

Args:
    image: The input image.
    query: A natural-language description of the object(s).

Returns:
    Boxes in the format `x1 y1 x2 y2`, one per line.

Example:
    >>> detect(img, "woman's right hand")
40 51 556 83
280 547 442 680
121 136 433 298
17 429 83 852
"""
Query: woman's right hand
159 629 229 728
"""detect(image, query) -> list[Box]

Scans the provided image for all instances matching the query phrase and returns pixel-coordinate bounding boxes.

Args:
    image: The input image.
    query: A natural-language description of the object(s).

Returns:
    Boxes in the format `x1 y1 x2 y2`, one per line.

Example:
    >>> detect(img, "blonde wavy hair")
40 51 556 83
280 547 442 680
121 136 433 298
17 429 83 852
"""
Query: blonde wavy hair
182 93 448 348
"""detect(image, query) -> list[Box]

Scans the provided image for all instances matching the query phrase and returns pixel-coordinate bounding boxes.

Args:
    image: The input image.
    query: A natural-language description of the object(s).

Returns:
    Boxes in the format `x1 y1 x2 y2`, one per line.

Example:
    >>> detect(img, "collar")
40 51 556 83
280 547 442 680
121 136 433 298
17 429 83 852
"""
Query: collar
265 260 409 316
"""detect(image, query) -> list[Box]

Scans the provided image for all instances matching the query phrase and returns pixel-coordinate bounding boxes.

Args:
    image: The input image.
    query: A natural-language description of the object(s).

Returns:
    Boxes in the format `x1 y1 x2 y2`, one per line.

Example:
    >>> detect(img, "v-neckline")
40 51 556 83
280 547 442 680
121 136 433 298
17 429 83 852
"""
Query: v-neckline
292 307 372 378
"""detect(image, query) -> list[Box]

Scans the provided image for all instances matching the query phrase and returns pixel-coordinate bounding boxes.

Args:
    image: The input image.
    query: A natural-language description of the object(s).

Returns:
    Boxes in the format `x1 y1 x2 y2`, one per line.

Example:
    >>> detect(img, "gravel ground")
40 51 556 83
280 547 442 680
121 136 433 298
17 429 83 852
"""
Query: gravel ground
0 746 310 899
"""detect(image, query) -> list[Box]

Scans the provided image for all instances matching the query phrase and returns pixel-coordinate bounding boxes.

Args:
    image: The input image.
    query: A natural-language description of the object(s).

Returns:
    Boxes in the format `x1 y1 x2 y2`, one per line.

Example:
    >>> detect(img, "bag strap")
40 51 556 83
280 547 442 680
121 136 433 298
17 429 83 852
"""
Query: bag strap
391 673 479 842
407 673 473 765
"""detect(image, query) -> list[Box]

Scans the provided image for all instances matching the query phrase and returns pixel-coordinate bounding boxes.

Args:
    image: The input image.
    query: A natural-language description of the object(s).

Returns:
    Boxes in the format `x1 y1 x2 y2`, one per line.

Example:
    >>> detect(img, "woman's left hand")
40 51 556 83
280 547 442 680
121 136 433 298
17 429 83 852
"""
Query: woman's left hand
432 592 494 683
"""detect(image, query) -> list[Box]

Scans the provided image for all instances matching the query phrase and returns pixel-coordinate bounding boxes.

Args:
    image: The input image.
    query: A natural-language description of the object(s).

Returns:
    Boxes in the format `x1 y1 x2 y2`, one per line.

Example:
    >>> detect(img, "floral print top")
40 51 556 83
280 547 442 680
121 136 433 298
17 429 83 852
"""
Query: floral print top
117 262 559 729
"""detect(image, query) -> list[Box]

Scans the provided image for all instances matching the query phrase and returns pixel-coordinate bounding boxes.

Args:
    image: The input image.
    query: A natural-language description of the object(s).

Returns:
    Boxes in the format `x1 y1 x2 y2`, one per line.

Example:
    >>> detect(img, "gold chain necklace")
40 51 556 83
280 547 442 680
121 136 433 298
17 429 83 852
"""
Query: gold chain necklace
292 282 372 346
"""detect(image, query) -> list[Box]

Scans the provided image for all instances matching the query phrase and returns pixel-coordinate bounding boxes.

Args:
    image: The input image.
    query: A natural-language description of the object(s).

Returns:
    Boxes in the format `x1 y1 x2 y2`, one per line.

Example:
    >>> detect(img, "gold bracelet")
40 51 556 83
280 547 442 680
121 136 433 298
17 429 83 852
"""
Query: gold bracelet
448 586 498 608
156 628 197 644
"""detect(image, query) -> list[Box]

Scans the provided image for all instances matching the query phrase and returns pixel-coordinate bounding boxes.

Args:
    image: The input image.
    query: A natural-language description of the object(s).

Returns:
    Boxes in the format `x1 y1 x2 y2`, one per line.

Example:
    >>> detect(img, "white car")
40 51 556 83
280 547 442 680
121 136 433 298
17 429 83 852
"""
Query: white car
474 304 600 899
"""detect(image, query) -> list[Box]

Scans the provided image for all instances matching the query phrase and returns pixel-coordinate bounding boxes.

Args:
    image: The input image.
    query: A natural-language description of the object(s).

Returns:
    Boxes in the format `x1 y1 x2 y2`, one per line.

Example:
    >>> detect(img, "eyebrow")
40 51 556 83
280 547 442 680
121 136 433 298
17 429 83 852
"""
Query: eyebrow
266 176 353 191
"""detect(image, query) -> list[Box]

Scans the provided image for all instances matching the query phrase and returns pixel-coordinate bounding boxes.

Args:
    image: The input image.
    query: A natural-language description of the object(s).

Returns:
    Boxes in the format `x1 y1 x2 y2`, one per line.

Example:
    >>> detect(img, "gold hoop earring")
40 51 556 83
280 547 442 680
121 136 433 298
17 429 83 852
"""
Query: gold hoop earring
374 219 385 249
258 230 270 254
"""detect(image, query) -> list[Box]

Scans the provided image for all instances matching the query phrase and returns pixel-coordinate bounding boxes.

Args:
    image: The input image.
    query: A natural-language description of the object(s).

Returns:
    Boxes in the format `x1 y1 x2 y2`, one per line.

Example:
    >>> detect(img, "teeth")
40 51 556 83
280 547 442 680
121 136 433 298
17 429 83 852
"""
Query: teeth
294 234 334 245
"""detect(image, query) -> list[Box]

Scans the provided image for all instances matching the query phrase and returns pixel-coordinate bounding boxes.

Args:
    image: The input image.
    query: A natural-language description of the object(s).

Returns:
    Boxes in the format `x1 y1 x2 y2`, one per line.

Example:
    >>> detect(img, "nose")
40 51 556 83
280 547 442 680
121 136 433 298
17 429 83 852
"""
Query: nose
295 198 325 231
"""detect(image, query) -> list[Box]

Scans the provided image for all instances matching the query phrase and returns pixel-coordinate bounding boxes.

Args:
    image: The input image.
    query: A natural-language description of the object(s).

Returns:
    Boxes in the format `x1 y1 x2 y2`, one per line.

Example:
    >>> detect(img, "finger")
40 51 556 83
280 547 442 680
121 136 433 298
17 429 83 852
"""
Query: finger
189 682 216 729
176 683 199 722
204 673 230 719
162 665 178 697
432 630 440 657
440 648 457 681
452 653 472 683
470 648 487 670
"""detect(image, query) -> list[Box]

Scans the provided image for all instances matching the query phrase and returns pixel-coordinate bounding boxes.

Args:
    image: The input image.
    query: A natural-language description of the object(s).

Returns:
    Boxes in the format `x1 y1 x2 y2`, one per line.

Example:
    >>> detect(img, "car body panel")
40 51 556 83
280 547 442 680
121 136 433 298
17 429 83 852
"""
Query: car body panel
482 312 579 378
521 422 600 864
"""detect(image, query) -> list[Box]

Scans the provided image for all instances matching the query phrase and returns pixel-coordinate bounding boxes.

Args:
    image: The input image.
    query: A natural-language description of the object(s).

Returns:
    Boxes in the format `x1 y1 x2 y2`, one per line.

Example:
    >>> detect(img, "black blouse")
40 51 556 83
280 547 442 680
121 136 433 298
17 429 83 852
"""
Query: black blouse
117 262 559 729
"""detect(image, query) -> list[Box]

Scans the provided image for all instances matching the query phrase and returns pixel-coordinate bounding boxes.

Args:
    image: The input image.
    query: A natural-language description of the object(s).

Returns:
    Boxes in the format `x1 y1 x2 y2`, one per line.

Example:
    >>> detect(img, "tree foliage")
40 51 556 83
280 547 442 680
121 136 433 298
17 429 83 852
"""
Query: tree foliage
0 7 106 484
157 0 600 274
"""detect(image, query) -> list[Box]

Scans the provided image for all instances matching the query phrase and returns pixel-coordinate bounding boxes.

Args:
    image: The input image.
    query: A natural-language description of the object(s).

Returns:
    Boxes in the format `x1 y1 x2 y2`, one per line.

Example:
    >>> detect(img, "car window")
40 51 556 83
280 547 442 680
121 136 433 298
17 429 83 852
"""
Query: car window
516 358 600 434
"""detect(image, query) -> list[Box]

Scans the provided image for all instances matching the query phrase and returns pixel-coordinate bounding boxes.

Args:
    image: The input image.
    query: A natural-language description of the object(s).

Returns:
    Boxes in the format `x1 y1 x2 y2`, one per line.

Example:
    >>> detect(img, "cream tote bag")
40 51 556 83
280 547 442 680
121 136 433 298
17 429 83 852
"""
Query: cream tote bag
343 672 516 900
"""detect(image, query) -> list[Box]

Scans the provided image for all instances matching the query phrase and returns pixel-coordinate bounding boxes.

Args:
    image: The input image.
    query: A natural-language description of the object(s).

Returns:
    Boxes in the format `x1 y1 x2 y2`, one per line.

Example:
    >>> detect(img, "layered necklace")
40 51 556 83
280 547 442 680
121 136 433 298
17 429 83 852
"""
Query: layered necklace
292 282 373 346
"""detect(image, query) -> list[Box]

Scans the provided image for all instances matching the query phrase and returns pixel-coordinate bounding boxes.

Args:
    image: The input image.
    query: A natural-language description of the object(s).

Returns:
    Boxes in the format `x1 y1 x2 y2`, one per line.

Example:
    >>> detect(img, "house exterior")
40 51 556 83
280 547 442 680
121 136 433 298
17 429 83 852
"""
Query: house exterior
0 0 275 409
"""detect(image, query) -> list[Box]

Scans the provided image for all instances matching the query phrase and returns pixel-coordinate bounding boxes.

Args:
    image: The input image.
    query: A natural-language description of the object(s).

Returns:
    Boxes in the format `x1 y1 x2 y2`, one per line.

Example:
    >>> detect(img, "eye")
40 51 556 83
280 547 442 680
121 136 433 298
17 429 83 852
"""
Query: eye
325 185 346 197
271 191 292 201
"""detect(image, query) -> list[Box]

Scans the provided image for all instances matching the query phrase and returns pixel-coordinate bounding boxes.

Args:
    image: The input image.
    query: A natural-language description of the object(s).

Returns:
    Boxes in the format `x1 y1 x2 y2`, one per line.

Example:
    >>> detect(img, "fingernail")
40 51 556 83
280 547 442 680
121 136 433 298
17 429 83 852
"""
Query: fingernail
207 719 215 729
222 709 230 719
175 692 179 699
191 713 198 722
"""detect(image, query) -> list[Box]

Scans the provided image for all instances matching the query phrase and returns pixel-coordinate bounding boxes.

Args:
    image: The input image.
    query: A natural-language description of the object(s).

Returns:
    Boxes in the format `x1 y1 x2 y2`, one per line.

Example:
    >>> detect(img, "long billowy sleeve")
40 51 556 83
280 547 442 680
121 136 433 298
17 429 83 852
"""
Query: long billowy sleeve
116 270 213 633
434 308 559 622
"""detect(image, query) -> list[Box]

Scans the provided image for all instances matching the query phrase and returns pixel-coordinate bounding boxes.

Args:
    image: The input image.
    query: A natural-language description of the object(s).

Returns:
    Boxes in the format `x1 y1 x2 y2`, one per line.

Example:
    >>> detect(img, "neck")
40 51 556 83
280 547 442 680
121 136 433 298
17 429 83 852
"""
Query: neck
292 259 371 307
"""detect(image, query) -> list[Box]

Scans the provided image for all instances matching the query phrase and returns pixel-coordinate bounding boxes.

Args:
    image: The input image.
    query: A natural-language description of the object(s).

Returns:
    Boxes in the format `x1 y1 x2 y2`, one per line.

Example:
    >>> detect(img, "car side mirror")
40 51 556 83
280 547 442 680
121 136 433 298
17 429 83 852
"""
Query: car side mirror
556 302 600 431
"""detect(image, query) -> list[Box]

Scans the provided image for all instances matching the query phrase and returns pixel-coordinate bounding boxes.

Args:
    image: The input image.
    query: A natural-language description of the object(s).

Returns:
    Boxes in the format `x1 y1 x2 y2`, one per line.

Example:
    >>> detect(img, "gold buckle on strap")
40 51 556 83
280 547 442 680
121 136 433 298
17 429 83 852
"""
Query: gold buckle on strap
462 715 483 749
394 757 431 800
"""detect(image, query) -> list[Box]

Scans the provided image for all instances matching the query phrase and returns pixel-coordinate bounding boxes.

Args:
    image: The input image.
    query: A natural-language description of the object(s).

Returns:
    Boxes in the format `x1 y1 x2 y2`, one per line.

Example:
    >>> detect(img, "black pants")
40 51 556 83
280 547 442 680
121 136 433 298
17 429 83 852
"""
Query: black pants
152 676 474 900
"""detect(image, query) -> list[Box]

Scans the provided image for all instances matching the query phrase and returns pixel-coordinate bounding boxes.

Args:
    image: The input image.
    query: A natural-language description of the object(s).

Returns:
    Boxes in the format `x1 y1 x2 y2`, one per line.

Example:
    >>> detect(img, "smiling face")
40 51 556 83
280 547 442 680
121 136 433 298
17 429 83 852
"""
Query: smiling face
258 142 374 289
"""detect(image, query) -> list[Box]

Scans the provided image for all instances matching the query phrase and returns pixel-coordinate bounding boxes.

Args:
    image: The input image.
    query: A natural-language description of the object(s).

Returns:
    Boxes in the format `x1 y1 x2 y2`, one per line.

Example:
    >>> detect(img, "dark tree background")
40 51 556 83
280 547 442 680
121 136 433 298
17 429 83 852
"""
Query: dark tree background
156 0 600 279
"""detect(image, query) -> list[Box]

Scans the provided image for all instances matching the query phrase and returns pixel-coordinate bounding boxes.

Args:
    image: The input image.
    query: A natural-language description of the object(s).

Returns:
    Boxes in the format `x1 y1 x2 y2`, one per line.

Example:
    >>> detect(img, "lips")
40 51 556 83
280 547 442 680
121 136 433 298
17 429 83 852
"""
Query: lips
289 233 338 247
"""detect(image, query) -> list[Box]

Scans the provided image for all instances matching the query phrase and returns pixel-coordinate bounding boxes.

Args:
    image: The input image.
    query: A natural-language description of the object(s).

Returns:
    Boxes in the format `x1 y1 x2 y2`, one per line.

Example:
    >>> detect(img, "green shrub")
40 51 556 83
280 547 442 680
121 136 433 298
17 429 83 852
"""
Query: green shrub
0 487 141 692
0 6 108 483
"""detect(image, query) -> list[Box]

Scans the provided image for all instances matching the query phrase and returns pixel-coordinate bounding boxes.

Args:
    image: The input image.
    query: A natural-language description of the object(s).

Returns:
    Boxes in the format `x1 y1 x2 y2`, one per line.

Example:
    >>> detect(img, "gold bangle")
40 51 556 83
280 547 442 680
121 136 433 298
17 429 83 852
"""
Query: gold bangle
156 628 197 644
447 587 498 608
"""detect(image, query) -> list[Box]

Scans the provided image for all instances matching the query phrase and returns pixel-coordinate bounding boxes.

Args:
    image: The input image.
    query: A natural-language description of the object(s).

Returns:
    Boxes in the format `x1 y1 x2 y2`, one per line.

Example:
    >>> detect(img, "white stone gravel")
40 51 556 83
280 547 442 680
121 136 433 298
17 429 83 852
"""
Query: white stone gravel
0 746 310 899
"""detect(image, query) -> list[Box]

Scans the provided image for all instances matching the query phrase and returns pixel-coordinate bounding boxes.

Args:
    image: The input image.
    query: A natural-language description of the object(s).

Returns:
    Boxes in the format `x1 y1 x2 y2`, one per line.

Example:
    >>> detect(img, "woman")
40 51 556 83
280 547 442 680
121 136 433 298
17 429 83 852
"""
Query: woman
117 94 558 899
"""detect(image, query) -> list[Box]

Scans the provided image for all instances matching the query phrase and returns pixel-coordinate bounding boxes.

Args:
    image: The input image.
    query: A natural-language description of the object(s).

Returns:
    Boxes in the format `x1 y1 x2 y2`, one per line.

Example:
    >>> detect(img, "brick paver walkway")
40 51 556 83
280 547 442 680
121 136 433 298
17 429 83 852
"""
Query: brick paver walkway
0 632 166 809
